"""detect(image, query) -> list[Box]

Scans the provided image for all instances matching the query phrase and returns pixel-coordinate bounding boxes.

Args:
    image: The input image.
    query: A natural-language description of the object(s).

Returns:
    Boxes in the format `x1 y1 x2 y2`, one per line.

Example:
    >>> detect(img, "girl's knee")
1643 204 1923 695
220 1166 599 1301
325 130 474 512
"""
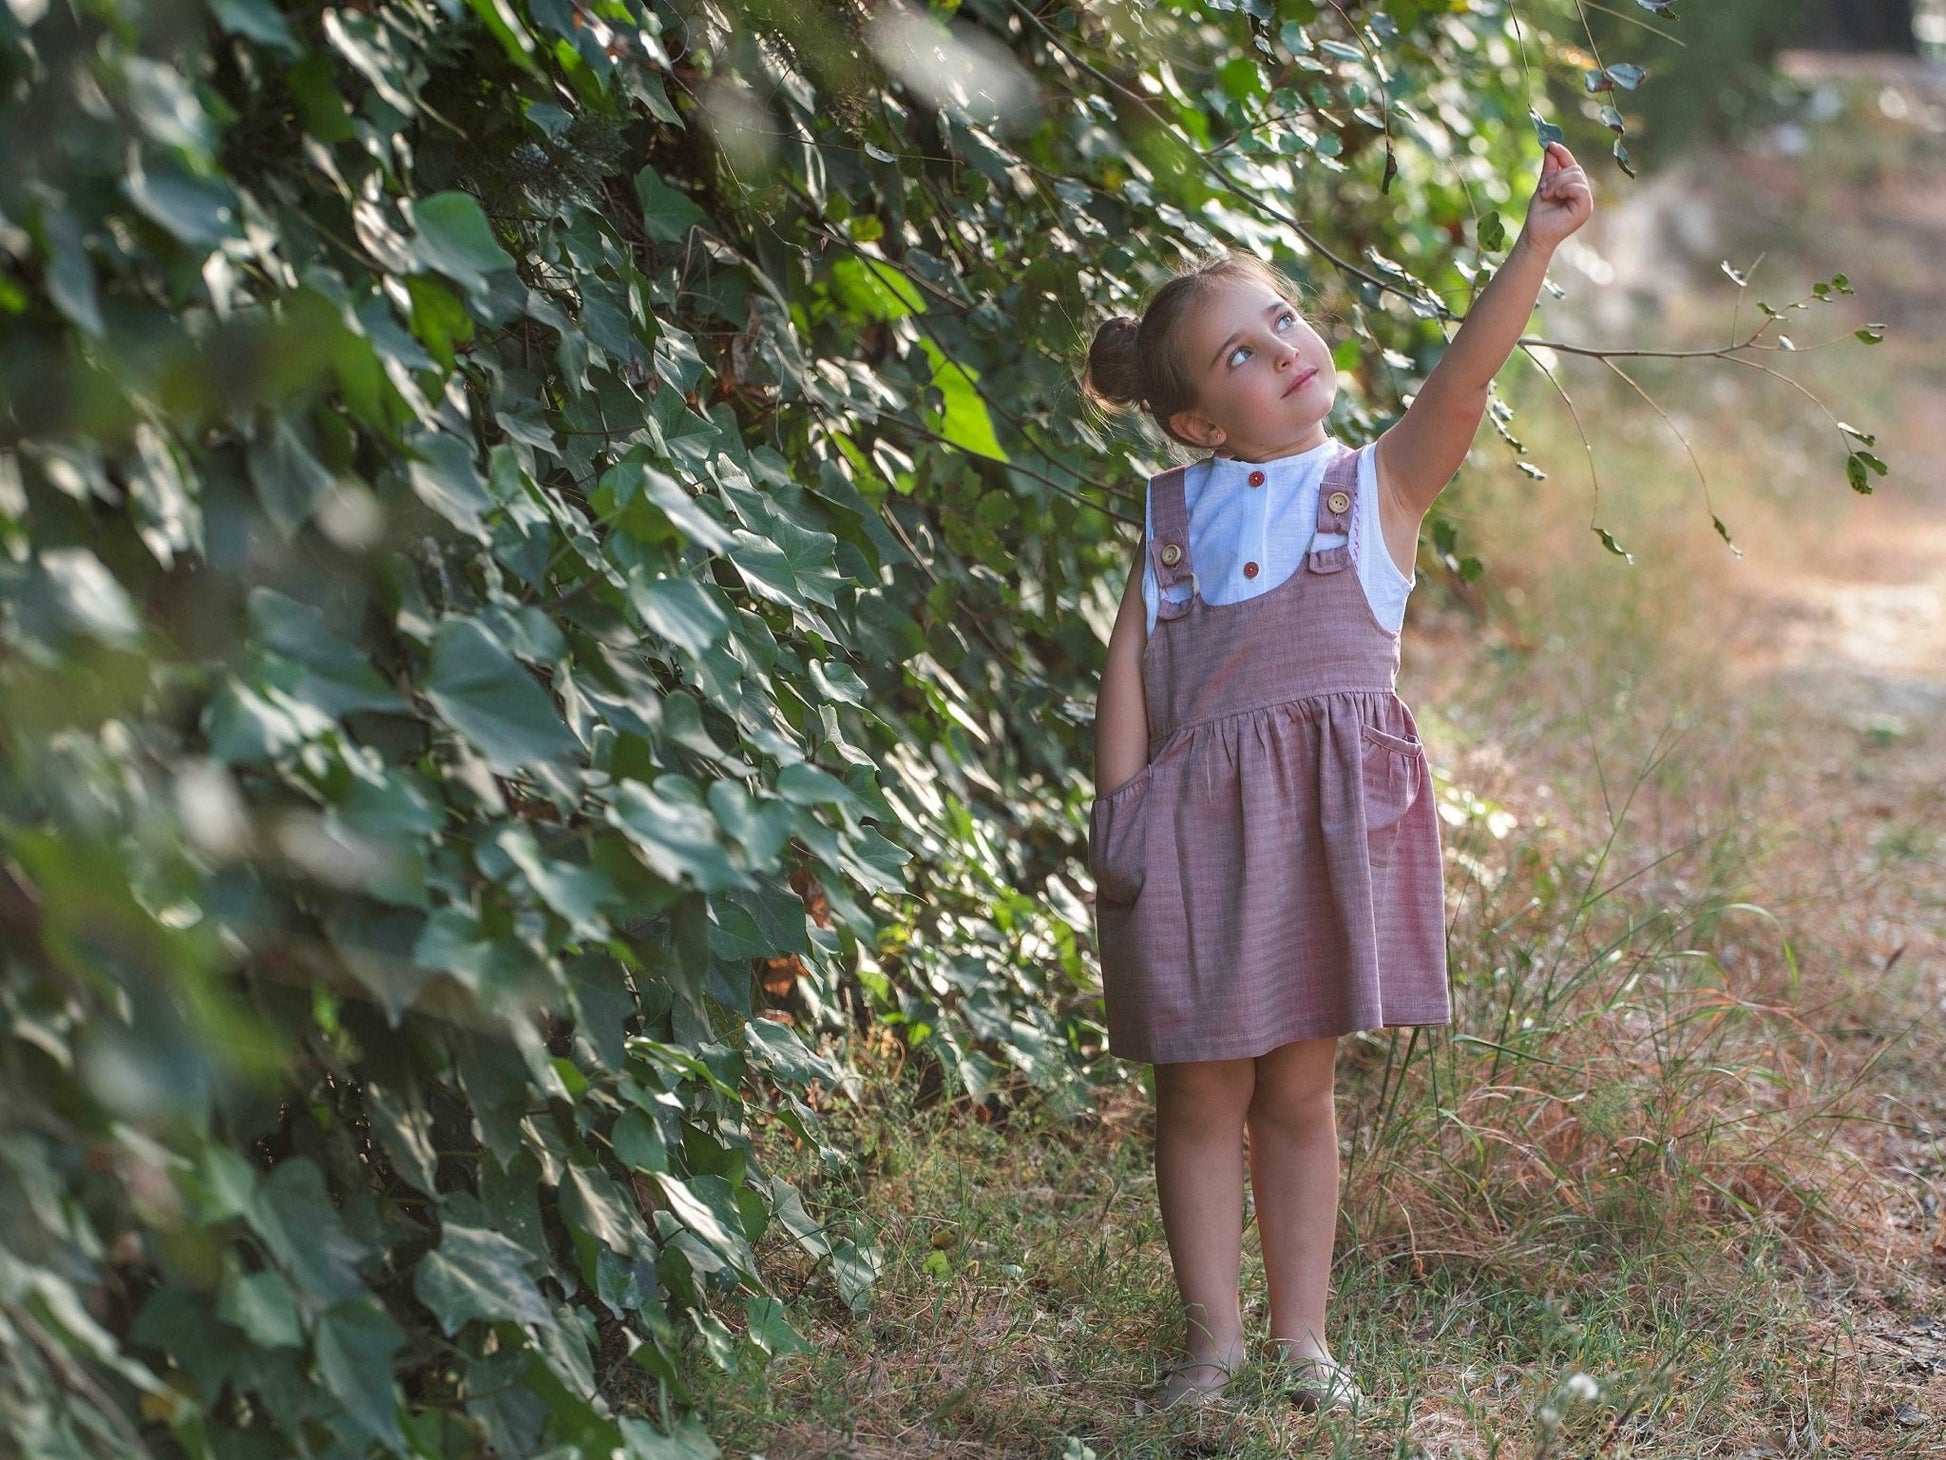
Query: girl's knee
1246 1053 1335 1134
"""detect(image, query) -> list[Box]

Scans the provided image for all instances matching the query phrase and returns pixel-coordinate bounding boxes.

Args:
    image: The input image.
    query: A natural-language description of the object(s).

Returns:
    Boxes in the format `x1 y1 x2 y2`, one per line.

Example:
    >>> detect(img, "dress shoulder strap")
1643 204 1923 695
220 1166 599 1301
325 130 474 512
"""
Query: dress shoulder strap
1147 464 1195 621
1306 443 1361 576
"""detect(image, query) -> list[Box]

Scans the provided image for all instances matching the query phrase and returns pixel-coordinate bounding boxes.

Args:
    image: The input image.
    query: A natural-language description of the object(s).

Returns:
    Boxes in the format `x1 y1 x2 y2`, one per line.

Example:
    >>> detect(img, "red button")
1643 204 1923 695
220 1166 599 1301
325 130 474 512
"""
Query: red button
1248 470 1265 487
1243 561 1260 578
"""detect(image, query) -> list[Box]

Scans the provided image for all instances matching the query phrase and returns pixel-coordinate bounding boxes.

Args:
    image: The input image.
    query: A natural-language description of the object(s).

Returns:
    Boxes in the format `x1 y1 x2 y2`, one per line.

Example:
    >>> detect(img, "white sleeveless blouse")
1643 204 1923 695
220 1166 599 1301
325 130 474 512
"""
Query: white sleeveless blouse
1142 437 1413 637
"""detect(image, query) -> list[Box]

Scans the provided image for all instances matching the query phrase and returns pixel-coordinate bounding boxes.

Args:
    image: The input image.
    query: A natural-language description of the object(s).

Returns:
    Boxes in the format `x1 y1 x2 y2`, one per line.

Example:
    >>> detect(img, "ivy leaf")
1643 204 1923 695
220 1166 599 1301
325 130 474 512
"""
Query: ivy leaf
314 1300 406 1450
829 1236 883 1311
612 1109 669 1174
424 617 580 773
633 575 732 657
406 430 496 542
246 1158 369 1307
491 825 617 942
207 0 299 51
608 777 747 892
1604 62 1649 89
559 1161 644 1256
215 1262 303 1349
635 165 708 244
410 191 516 301
655 1173 759 1275
413 1224 555 1335
37 206 101 336
728 519 845 610
920 341 1010 462
124 156 237 245
1529 109 1564 148
247 589 406 715
247 414 335 537
743 1295 809 1357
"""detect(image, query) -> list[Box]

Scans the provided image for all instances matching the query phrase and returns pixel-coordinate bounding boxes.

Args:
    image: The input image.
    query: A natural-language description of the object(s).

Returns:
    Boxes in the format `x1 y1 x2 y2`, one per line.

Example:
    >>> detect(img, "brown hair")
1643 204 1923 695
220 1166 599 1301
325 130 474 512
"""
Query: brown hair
1083 252 1308 448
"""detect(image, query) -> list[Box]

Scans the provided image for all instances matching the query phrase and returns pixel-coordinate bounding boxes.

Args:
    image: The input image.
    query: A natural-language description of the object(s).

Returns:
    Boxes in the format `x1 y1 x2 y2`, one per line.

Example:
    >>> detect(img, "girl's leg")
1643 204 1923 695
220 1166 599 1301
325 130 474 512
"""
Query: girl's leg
1245 1036 1341 1362
1152 1057 1256 1391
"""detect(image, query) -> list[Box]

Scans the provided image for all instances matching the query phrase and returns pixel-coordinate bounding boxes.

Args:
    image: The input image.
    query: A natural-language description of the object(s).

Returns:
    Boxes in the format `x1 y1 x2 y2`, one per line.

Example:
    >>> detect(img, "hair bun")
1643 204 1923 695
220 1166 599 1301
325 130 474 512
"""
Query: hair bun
1084 314 1150 410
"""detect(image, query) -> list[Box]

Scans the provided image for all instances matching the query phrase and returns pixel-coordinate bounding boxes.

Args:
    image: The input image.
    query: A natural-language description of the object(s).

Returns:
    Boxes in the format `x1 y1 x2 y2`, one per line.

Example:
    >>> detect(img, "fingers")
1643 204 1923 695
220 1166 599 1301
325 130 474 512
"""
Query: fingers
1545 172 1589 204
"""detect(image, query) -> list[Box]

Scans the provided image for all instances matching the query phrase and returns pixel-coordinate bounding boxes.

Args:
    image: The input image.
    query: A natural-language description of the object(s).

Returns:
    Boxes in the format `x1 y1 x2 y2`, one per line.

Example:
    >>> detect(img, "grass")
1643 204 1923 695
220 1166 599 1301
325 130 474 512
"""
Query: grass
670 71 1946 1459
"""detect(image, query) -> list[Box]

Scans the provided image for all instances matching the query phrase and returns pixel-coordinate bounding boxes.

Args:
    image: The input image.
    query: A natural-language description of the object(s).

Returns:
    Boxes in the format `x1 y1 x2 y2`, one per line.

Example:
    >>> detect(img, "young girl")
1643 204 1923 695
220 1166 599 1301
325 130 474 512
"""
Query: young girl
1085 143 1592 1412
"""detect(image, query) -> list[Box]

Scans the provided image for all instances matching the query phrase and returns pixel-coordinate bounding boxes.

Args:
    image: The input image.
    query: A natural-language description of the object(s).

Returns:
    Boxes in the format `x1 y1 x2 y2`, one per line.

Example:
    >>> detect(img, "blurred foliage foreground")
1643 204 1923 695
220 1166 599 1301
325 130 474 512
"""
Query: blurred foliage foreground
0 0 1863 1455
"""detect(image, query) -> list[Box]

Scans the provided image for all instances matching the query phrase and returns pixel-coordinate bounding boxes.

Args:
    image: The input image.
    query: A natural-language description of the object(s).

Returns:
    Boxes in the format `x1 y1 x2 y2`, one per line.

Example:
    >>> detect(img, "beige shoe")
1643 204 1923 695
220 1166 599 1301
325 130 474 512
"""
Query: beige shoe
1279 1356 1362 1414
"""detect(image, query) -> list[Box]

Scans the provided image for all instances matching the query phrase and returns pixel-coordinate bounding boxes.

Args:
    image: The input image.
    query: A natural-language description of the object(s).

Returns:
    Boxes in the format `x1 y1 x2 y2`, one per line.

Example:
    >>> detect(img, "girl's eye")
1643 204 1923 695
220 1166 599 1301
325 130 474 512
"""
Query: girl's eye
1276 312 1296 331
1227 345 1252 368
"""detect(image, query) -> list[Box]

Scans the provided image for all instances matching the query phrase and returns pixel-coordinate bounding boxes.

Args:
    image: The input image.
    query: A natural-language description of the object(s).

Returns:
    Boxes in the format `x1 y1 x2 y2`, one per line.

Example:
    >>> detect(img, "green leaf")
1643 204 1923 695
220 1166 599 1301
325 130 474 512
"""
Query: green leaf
654 1173 758 1275
1854 325 1886 344
613 1109 669 1173
314 1299 406 1450
38 206 101 336
410 191 515 298
742 1294 808 1356
364 1081 438 1194
1529 109 1564 148
125 157 237 245
207 0 298 49
1593 526 1635 563
829 1236 882 1311
465 0 541 71
728 518 845 610
247 589 406 715
608 777 747 892
1845 452 1885 493
406 430 496 542
425 617 580 773
633 575 732 657
249 1161 368 1305
491 825 616 941
246 414 336 538
1604 62 1648 89
216 1262 303 1349
920 341 1010 463
619 1416 723 1460
559 1160 643 1256
635 166 708 244
413 1224 554 1334
1476 212 1506 252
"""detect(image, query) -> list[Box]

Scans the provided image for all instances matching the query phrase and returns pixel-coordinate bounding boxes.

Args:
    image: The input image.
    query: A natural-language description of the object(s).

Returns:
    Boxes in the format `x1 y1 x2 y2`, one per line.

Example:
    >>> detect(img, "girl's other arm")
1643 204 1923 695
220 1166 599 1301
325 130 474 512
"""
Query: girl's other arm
1095 541 1151 796
1374 142 1593 559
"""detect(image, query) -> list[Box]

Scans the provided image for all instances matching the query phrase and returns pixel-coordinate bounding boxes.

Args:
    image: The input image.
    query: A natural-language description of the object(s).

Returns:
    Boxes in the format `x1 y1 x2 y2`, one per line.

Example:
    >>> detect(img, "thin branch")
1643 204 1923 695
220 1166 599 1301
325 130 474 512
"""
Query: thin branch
1598 356 1737 553
1516 340 1603 529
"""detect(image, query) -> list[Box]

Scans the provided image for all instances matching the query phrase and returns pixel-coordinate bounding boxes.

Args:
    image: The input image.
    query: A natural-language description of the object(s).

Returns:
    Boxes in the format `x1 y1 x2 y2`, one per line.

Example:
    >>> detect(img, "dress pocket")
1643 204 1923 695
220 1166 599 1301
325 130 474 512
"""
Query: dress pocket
1088 765 1155 906
1359 723 1423 836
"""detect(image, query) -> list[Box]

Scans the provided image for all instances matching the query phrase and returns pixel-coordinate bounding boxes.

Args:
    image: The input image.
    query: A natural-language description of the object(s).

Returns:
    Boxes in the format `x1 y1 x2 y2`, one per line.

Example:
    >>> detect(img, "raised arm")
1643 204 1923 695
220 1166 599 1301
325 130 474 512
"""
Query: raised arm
1374 142 1593 550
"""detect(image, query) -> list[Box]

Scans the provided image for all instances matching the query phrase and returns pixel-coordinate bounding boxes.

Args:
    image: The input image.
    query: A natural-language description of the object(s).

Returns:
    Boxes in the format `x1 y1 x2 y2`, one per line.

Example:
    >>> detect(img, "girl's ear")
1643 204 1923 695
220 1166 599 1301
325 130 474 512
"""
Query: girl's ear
1169 408 1225 450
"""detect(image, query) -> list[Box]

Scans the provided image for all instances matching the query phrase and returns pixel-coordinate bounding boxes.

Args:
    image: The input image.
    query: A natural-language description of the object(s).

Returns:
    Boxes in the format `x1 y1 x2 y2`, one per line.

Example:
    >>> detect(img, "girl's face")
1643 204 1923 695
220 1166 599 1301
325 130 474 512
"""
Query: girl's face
1168 277 1336 462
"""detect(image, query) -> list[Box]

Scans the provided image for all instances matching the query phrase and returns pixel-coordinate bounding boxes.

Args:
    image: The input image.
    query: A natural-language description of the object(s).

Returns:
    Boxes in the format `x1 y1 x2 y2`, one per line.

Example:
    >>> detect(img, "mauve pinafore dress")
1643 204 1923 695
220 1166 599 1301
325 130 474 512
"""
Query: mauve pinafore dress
1089 443 1450 1065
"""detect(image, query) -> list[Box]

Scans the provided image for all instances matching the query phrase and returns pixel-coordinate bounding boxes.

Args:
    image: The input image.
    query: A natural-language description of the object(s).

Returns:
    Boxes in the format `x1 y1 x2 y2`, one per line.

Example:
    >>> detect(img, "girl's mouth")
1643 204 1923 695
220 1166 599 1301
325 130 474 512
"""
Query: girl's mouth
1283 367 1319 397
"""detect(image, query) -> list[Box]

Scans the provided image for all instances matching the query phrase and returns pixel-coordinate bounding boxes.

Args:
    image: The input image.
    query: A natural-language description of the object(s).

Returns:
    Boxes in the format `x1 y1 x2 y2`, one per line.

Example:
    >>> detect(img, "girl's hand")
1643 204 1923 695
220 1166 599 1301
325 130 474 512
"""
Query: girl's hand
1523 142 1593 251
